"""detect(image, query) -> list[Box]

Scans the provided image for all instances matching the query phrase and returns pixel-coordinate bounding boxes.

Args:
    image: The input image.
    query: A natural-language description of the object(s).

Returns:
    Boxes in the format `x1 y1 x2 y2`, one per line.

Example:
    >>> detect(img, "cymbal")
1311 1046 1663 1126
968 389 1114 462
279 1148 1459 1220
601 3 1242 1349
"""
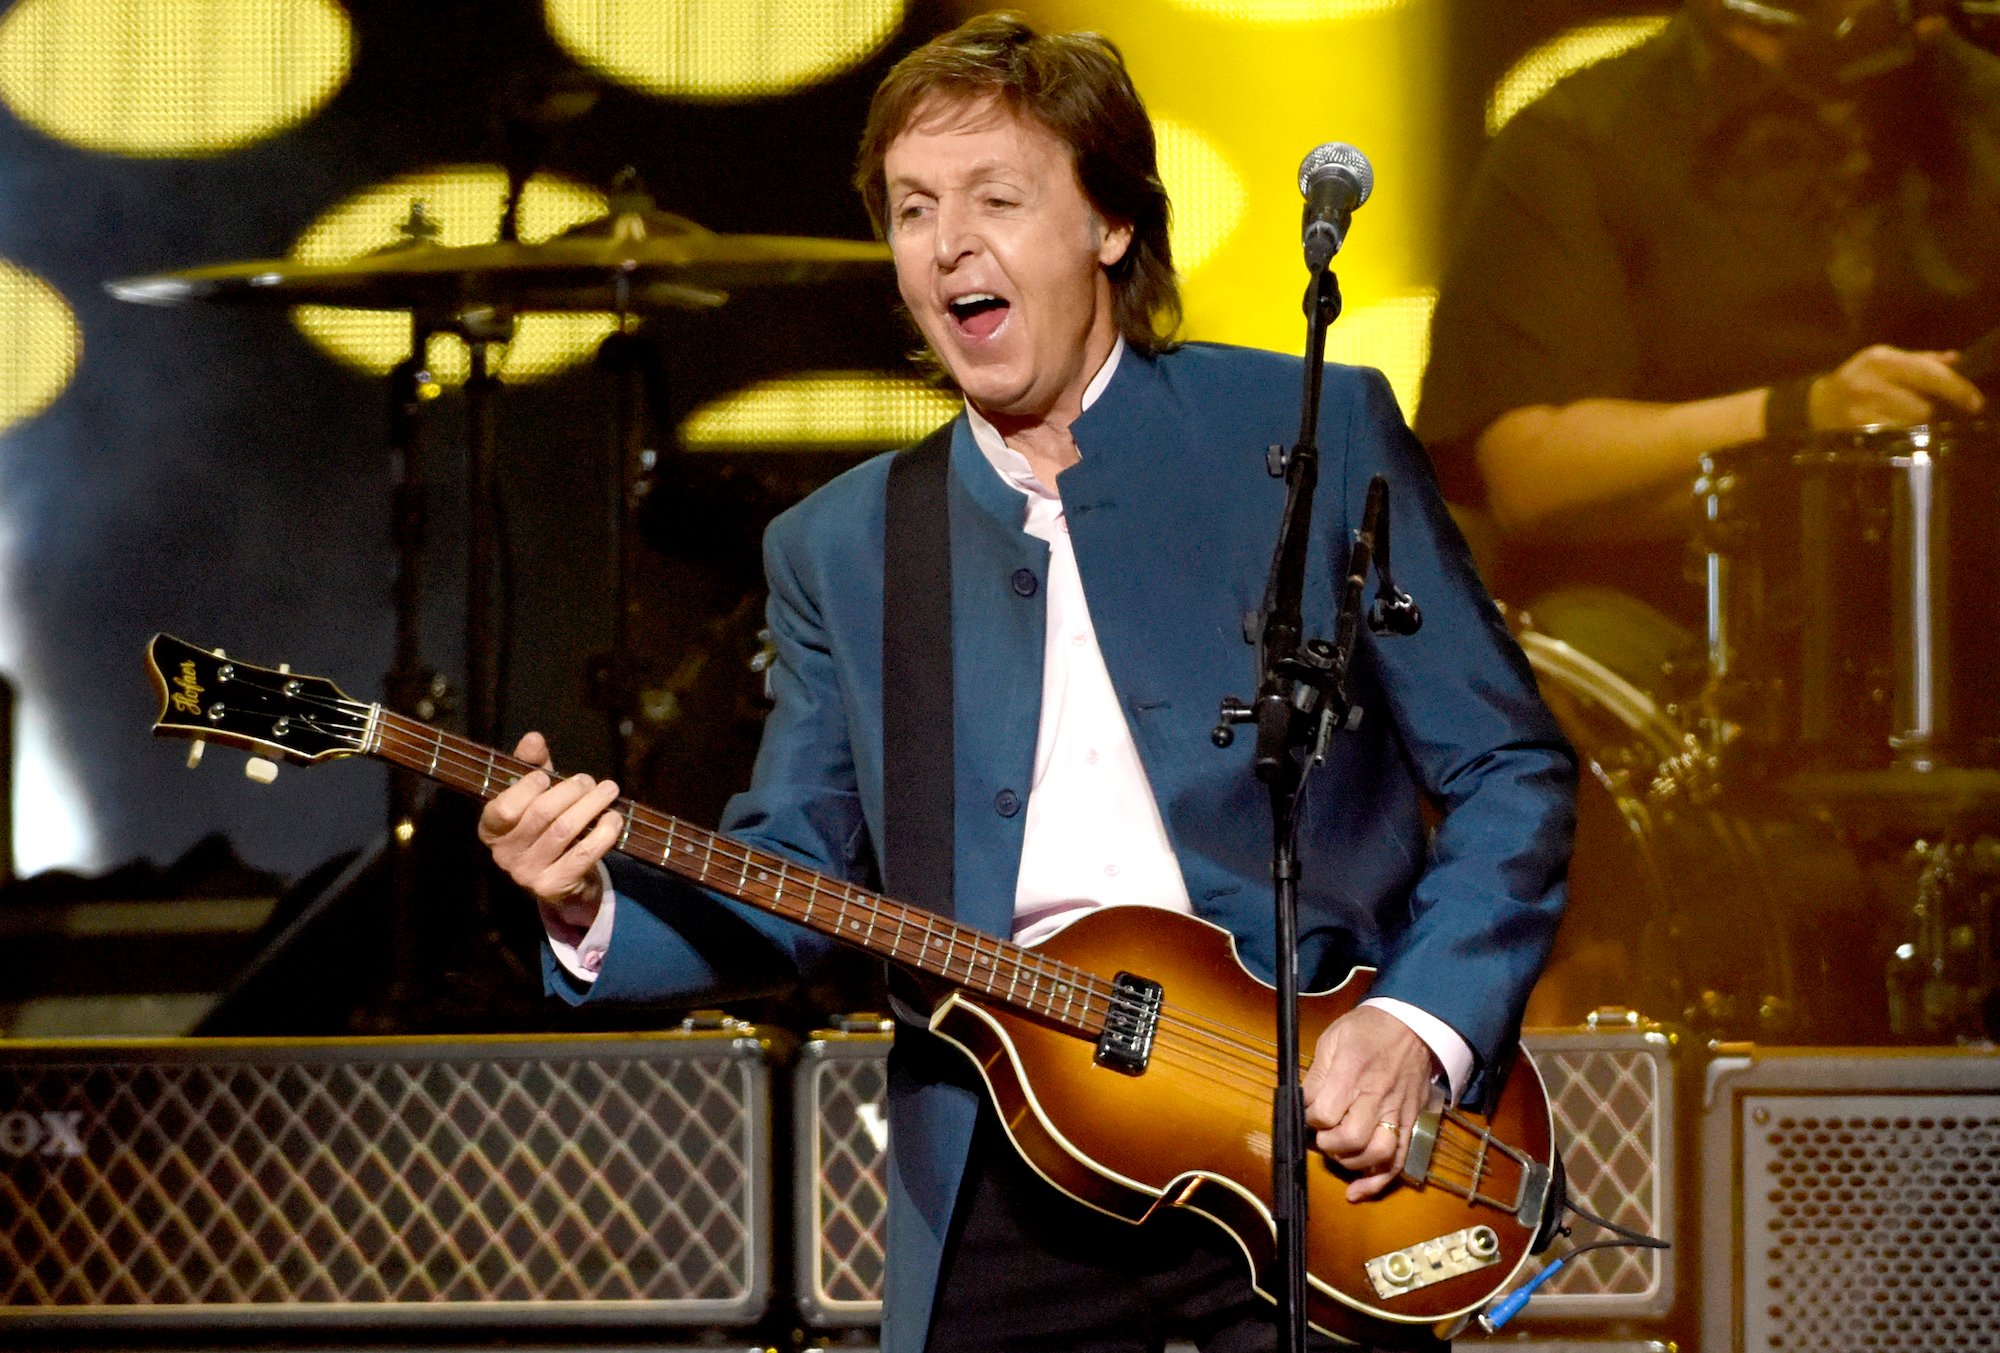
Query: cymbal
106 206 892 314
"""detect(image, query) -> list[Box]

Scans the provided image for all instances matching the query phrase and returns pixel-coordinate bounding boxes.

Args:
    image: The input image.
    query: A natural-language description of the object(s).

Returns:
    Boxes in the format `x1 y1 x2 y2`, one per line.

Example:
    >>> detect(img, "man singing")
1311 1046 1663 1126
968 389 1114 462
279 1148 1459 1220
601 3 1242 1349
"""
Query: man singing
481 15 1574 1351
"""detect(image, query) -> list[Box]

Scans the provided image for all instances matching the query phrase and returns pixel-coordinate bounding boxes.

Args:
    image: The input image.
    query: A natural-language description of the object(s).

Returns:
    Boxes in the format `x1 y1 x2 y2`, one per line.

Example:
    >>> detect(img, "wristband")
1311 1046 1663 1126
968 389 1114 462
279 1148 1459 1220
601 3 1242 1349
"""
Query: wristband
1764 375 1816 440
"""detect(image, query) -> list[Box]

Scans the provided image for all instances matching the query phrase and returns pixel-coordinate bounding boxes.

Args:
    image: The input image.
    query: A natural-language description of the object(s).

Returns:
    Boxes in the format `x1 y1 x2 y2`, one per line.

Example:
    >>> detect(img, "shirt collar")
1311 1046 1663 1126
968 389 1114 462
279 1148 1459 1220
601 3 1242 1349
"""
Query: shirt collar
965 336 1126 502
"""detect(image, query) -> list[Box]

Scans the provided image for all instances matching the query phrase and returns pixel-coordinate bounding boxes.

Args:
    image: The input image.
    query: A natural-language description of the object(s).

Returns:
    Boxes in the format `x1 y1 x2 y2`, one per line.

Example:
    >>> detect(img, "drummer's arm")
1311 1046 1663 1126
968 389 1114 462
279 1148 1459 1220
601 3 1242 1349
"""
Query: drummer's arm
1474 391 1765 536
1476 347 1987 537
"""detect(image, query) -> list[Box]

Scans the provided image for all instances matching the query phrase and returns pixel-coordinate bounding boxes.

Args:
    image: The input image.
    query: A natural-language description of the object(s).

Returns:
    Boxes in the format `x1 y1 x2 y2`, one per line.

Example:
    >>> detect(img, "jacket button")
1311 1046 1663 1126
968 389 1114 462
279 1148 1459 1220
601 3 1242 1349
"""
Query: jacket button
994 789 1021 816
1011 568 1038 597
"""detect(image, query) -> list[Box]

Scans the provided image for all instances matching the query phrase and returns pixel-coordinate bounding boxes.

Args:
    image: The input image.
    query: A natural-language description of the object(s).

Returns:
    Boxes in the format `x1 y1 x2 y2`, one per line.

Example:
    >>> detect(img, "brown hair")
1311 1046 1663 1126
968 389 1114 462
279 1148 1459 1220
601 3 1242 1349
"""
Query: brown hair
853 11 1181 353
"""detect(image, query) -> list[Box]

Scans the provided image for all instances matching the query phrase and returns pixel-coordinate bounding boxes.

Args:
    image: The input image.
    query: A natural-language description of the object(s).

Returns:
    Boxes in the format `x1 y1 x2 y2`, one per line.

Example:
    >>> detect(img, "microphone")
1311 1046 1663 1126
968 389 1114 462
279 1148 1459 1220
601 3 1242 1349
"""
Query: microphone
1298 142 1374 271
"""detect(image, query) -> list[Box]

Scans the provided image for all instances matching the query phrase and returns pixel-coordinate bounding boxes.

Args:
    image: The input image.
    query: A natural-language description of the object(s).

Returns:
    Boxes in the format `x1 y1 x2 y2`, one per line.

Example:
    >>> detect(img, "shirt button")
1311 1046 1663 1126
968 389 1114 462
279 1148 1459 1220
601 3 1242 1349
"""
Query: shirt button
1011 568 1038 597
994 789 1021 816
1070 631 1086 647
1103 863 1121 878
1084 749 1099 765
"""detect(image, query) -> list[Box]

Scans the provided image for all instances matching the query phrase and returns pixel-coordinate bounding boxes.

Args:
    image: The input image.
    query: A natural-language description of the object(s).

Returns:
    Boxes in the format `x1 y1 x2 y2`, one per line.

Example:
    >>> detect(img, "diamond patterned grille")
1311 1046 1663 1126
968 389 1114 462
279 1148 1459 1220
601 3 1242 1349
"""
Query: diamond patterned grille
796 1039 889 1328
1508 1029 1675 1321
1742 1093 2000 1352
0 1039 769 1325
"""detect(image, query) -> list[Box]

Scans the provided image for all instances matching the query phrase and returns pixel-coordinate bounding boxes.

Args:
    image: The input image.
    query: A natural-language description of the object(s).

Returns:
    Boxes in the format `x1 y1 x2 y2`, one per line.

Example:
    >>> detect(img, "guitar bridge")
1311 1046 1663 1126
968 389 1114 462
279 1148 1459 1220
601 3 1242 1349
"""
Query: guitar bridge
1094 971 1162 1075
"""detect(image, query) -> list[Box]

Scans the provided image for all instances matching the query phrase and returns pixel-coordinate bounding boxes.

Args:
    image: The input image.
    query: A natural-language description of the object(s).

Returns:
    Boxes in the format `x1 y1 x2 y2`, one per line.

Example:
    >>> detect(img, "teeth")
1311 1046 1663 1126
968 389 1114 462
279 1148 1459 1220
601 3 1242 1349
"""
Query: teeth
950 293 1000 309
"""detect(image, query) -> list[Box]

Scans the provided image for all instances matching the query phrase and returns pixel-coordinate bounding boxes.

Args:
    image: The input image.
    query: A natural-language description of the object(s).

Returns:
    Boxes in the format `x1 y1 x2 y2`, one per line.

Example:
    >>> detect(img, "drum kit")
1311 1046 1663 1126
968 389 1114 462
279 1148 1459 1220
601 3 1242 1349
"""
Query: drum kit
1519 422 2000 1045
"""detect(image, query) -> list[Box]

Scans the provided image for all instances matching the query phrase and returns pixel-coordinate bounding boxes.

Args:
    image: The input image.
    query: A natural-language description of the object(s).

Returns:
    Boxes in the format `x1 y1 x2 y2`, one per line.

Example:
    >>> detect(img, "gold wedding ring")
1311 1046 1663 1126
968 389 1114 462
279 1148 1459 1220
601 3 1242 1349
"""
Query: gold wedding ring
1376 1119 1401 1134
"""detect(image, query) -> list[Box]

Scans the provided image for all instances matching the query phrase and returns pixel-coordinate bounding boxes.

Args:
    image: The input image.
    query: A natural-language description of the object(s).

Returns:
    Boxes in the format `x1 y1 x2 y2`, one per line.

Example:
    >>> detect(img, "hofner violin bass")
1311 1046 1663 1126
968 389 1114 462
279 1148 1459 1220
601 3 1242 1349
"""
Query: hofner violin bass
146 633 1559 1347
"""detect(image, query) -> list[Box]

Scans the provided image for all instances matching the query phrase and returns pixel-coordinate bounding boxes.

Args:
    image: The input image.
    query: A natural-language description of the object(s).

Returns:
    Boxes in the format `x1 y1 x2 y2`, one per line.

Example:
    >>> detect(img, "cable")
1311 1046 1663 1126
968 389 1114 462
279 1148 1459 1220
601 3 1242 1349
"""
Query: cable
1479 1168 1671 1333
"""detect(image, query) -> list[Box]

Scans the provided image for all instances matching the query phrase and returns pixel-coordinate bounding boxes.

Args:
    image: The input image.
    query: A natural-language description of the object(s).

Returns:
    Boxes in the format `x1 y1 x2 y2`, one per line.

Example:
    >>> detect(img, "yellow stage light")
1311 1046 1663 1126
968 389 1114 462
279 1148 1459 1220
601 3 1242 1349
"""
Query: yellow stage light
1325 289 1435 420
545 0 904 101
0 0 352 158
680 372 960 452
1164 0 1410 20
1155 119 1245 276
1487 17 1670 136
289 167 616 384
0 260 81 437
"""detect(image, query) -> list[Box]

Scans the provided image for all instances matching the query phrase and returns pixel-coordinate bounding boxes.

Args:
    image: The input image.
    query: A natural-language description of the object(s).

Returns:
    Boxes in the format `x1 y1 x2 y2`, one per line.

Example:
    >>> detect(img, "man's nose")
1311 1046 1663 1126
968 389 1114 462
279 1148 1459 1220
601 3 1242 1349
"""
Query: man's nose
932 200 978 266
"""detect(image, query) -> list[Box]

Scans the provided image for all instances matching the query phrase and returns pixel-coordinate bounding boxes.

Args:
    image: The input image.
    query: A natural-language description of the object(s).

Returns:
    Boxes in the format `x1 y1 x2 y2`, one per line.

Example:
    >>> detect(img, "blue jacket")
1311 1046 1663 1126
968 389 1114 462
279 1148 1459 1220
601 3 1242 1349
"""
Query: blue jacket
551 342 1576 1351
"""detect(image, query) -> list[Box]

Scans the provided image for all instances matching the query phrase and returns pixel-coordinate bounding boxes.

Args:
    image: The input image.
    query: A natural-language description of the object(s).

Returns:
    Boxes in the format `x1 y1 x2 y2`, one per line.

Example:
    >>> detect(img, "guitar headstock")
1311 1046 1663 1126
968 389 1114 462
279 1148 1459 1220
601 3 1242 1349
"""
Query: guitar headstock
146 634 368 766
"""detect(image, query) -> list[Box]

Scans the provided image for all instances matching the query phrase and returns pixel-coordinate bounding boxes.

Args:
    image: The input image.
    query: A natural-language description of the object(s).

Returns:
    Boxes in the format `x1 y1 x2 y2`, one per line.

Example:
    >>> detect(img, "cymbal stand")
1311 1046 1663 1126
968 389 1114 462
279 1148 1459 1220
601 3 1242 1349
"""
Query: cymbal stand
380 311 443 1021
589 279 658 784
458 306 516 750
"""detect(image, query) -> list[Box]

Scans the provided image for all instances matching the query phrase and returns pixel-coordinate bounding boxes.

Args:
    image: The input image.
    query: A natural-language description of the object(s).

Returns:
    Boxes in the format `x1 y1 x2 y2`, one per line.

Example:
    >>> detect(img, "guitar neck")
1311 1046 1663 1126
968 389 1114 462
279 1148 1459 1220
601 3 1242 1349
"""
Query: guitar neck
363 706 1110 1037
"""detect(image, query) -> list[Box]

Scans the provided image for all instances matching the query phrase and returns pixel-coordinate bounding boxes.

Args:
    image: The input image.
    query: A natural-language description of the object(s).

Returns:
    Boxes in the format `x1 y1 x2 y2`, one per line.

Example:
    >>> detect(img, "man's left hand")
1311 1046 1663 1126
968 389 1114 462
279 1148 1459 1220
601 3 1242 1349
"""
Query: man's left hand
1302 1005 1438 1203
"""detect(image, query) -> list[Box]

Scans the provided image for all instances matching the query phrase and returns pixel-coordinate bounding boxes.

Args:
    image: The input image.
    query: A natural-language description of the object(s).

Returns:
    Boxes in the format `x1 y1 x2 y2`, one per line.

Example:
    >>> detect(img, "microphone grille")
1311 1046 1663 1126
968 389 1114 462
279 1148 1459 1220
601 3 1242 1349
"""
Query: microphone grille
1297 142 1374 205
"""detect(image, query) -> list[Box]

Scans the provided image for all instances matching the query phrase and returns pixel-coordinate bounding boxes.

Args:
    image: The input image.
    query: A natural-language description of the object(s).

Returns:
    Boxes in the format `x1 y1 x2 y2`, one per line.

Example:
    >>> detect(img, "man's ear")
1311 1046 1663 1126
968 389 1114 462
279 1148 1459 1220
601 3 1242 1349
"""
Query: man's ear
1098 218 1134 269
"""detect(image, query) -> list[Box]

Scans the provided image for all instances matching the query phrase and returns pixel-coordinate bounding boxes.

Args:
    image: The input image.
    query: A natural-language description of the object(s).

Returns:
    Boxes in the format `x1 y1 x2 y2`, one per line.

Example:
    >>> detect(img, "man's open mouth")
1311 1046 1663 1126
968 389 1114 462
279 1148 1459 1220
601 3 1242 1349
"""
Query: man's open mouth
947 293 1011 339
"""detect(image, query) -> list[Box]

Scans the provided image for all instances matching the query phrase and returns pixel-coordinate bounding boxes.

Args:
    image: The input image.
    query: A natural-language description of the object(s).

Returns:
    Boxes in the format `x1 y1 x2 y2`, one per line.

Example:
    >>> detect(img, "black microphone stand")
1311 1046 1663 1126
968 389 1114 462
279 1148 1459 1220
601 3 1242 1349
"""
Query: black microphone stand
1212 261 1406 1353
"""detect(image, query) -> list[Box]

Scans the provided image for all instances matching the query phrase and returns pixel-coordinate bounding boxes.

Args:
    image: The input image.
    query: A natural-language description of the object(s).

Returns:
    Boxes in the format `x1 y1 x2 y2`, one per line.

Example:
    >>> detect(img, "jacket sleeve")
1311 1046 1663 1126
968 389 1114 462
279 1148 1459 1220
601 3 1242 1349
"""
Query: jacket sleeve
1337 367 1578 1080
544 502 863 1007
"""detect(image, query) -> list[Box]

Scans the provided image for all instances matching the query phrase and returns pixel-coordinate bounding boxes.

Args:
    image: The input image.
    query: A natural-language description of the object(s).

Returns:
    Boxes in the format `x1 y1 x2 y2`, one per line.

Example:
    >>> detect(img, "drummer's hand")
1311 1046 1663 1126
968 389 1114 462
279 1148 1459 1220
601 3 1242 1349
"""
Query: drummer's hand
1302 1006 1436 1203
477 732 622 935
1810 345 1985 430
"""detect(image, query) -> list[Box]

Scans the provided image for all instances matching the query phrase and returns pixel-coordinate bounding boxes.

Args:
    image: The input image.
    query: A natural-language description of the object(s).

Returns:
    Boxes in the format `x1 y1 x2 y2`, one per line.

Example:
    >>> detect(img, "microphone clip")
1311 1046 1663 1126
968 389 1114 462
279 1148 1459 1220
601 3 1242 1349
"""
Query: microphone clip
1365 487 1422 637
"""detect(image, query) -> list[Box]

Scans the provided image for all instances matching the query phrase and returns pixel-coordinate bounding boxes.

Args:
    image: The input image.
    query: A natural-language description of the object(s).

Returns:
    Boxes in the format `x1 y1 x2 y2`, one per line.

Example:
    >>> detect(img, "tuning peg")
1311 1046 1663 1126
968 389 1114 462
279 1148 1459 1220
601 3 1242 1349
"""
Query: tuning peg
241 660 293 782
185 648 227 770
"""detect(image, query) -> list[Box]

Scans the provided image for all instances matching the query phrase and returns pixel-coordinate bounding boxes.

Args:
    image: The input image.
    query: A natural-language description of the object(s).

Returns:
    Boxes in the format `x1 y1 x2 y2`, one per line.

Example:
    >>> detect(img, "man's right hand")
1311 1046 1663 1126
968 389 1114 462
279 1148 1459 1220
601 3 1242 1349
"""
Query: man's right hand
1810 345 1985 430
477 732 623 936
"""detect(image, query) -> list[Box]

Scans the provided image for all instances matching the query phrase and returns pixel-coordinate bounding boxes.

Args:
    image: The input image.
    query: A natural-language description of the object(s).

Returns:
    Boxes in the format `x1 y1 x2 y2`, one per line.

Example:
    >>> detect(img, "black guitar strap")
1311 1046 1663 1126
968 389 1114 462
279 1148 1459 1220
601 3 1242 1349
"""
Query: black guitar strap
881 419 957 920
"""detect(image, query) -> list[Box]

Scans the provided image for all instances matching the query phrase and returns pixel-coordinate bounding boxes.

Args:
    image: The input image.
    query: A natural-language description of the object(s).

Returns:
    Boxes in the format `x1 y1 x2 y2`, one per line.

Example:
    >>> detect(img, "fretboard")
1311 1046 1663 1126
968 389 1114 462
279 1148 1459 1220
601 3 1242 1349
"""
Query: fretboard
364 706 1110 1036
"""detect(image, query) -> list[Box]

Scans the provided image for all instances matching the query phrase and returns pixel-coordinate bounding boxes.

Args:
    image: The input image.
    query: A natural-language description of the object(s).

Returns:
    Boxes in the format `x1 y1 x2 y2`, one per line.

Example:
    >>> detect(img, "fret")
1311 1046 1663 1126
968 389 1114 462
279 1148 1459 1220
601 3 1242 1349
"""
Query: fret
700 834 718 883
479 757 493 797
617 816 632 852
770 860 791 917
426 734 441 777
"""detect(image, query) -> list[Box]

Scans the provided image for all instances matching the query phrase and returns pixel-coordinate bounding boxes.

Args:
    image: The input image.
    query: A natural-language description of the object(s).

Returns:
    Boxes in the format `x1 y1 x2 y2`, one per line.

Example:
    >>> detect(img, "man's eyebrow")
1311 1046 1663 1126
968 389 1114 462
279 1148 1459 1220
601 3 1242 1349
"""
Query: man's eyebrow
888 158 1021 195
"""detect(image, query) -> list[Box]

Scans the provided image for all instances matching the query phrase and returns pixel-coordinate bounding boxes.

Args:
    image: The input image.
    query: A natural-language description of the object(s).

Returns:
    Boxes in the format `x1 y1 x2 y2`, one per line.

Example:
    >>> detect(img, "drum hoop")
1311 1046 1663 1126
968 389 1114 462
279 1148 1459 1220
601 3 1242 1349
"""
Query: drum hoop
1513 629 1683 761
1707 420 1999 472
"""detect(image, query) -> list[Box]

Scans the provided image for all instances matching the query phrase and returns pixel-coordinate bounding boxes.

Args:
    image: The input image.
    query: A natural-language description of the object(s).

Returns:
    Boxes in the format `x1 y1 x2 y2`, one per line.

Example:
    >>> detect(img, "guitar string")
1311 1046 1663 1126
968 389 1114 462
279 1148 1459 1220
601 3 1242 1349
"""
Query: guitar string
227 679 1286 1068
223 688 1400 1095
356 710 1292 1068
223 683 1465 1099
193 674 1526 1199
366 718 1327 1096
